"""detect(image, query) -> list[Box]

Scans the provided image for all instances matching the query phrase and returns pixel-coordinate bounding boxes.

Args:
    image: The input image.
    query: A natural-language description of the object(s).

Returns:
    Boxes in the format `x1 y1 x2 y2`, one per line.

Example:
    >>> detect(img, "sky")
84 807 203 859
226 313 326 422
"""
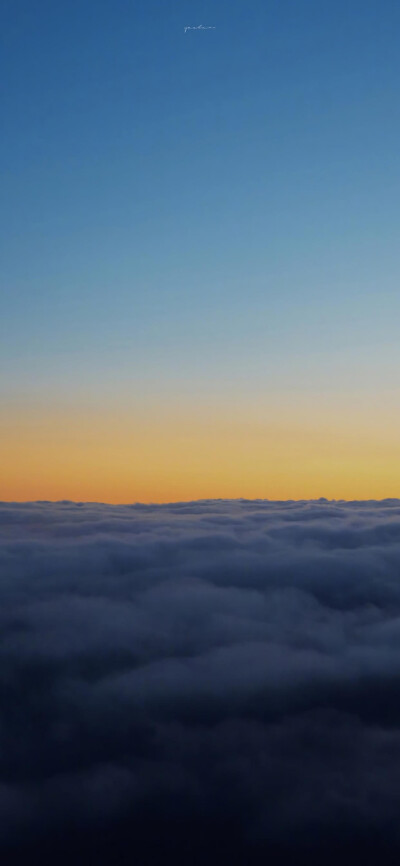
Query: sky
1 0 400 502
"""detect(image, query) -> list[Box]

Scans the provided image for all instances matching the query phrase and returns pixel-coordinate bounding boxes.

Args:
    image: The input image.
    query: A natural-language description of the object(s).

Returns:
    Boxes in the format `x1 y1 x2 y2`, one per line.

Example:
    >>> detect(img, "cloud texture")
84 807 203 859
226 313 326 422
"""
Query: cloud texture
2 498 400 863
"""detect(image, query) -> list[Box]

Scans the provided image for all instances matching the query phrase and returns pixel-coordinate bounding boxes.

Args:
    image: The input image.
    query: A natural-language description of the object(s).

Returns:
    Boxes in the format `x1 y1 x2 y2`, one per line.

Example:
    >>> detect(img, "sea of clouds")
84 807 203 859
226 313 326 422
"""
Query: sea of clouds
2 498 400 863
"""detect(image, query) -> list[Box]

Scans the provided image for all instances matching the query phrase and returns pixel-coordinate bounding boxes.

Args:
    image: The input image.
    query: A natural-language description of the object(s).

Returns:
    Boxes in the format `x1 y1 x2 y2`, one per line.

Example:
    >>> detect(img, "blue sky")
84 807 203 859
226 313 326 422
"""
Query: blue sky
2 0 400 387
1 1 400 500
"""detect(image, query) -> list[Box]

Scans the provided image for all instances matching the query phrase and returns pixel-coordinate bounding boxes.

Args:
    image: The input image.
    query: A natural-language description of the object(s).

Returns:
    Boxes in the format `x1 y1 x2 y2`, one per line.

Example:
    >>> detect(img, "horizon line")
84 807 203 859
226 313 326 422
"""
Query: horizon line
2 497 400 507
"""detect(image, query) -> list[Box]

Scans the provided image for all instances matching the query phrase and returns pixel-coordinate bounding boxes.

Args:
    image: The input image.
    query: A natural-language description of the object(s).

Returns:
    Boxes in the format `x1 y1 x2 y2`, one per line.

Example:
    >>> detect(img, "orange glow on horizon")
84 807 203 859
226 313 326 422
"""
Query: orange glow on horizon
1 394 400 503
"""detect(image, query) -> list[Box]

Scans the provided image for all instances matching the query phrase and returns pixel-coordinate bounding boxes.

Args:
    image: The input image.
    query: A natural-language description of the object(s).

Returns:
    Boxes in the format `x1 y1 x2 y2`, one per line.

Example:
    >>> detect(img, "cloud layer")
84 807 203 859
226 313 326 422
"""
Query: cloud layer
2 498 400 863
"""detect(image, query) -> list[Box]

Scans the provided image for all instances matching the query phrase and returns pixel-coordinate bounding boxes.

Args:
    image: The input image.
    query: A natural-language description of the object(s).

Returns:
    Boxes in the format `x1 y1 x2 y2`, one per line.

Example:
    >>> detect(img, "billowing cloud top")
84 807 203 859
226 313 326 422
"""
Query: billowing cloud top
2 498 400 863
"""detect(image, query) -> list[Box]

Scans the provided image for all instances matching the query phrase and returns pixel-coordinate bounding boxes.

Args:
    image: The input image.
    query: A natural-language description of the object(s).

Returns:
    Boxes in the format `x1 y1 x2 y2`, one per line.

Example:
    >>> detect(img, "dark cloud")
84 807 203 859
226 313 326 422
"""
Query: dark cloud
2 499 400 863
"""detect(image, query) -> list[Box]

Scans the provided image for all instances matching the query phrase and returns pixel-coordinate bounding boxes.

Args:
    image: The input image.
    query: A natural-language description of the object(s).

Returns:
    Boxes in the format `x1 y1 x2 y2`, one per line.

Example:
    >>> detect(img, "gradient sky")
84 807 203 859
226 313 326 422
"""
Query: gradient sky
1 0 400 502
